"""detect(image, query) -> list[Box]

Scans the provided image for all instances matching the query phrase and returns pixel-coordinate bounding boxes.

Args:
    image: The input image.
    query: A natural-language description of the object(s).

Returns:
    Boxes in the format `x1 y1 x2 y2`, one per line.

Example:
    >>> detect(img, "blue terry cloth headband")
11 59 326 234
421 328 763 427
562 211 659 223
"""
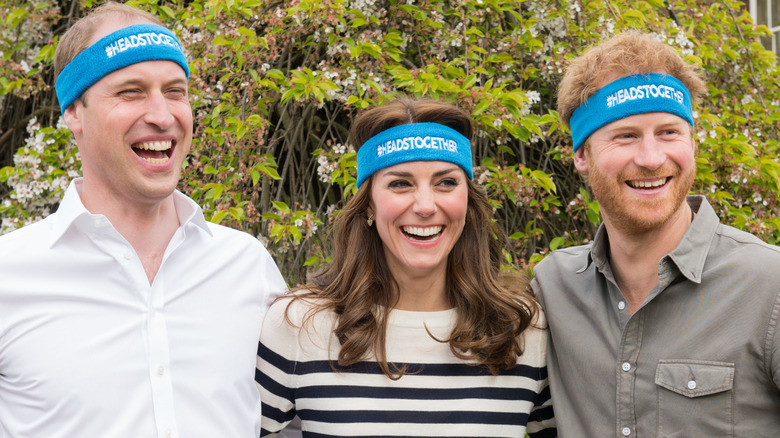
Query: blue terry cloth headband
56 23 190 113
356 122 473 188
569 73 694 152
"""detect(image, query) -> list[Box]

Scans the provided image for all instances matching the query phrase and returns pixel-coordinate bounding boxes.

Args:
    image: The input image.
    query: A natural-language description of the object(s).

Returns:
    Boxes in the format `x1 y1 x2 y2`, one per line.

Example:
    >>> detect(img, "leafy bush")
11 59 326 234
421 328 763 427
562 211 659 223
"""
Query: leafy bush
1 0 778 285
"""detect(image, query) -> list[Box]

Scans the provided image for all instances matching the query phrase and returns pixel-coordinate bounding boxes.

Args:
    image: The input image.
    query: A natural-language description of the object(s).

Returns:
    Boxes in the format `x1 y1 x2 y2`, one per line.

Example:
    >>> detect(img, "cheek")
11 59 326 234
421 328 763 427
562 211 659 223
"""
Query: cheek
674 149 695 170
173 103 194 125
445 190 469 225
594 154 631 177
373 196 407 224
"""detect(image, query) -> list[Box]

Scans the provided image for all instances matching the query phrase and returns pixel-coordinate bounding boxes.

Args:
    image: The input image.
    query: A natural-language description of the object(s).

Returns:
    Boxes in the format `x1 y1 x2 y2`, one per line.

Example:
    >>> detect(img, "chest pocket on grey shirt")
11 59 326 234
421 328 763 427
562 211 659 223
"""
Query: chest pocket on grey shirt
654 360 735 438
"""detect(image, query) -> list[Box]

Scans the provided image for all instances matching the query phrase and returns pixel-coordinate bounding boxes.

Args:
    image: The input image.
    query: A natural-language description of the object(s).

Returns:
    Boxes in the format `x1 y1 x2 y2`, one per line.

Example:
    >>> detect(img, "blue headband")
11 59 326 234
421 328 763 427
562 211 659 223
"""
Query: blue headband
56 24 190 113
356 122 473 188
569 73 694 152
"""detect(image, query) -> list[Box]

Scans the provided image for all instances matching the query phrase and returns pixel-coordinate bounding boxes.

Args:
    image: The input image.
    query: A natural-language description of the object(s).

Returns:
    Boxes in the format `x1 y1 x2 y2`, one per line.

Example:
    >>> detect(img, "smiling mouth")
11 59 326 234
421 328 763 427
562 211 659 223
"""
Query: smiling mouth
402 225 443 242
132 140 173 164
626 177 669 189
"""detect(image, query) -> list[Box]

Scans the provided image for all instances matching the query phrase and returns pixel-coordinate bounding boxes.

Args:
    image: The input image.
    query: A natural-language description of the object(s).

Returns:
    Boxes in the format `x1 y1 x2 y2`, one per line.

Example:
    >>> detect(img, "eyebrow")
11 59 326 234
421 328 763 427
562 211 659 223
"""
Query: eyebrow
383 166 460 178
609 118 687 130
110 76 188 89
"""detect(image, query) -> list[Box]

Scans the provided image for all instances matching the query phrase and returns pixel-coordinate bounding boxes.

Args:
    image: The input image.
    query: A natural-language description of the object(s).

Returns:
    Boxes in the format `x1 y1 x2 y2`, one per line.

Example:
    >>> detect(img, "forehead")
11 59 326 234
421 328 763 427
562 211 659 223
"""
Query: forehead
97 60 188 87
375 160 463 176
601 112 690 130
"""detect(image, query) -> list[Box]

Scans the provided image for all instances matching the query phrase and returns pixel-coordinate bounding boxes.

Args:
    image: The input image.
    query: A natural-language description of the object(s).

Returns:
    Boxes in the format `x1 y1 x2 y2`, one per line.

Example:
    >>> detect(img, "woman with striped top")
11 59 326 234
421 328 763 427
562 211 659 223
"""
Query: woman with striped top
256 97 556 437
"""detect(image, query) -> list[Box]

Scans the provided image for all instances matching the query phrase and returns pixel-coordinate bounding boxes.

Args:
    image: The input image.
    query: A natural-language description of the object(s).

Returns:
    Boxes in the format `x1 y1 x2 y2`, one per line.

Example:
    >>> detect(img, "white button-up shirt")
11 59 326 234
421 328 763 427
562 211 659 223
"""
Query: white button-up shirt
0 179 286 437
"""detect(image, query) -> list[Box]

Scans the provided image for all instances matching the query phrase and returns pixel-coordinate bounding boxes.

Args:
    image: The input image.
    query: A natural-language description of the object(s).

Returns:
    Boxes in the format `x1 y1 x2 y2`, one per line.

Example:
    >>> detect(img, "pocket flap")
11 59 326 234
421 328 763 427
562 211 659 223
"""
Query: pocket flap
655 360 734 398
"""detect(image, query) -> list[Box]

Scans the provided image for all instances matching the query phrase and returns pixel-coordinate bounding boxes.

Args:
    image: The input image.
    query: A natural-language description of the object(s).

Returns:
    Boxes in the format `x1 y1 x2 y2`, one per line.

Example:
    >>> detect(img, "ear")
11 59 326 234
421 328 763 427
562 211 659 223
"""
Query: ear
62 102 83 135
573 146 589 173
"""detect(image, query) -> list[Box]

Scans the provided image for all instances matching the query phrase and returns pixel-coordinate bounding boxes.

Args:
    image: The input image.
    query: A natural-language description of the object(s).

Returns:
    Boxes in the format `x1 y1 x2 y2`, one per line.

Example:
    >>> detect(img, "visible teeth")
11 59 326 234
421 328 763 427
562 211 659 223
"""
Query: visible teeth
134 141 172 151
143 157 168 164
402 225 442 237
629 178 666 188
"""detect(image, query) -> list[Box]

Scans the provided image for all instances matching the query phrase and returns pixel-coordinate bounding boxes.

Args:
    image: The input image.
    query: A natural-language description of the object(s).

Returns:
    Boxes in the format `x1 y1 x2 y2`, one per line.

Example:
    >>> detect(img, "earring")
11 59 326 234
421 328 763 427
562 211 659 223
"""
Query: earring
367 214 374 226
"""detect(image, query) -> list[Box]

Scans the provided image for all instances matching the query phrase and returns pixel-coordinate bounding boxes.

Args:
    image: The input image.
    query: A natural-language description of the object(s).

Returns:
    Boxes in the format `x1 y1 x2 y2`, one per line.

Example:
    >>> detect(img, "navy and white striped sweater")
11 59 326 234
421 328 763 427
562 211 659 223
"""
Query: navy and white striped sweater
256 296 556 438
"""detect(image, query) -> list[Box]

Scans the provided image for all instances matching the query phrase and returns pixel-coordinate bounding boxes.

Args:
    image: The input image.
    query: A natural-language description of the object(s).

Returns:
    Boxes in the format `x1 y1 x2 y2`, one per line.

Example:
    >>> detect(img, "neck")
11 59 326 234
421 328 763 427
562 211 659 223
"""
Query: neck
79 182 180 284
603 201 692 314
390 265 451 312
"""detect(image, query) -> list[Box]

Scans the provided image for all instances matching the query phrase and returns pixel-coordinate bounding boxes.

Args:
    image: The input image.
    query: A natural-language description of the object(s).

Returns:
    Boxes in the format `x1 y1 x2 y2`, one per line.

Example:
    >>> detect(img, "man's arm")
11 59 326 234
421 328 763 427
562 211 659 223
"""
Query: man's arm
767 289 780 390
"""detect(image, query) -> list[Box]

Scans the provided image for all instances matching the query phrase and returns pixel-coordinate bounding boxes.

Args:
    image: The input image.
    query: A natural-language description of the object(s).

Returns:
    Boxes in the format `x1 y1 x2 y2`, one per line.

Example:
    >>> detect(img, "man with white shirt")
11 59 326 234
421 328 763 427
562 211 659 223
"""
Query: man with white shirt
0 3 285 437
532 31 780 437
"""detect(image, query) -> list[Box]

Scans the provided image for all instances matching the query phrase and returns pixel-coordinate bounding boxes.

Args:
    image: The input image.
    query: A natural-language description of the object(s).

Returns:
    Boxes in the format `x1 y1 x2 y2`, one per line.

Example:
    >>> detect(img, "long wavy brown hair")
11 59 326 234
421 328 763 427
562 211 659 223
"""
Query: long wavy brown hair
287 97 539 378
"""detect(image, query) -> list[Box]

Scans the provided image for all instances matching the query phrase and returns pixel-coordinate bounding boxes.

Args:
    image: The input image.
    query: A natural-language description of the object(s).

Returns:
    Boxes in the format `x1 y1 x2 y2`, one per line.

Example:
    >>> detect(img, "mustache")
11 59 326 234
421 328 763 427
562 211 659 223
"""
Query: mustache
618 164 681 181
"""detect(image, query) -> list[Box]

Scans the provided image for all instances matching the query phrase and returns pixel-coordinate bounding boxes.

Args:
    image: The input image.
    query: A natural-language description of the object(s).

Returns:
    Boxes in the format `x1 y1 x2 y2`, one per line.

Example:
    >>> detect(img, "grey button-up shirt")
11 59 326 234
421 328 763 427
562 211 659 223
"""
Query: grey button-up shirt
532 195 780 437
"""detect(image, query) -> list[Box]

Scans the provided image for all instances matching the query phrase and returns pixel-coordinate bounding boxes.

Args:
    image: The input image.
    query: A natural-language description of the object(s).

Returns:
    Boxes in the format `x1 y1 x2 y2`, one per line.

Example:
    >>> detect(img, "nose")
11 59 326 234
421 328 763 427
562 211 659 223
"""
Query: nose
633 135 666 170
412 187 437 217
143 91 175 129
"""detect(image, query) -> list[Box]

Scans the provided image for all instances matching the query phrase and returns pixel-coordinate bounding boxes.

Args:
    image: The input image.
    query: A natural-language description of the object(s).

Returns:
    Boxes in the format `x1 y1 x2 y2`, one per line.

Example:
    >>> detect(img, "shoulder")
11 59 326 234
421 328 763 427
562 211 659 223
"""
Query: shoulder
0 216 55 256
200 223 282 275
519 306 548 366
535 243 592 271
711 222 780 265
262 293 336 339
715 222 780 249
531 243 593 289
204 222 268 250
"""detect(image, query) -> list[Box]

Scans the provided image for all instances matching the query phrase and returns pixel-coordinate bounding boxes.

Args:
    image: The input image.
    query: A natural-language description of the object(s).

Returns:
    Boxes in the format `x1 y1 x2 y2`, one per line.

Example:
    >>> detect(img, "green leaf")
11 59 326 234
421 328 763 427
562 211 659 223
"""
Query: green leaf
0 166 15 182
212 35 233 46
159 5 176 19
257 165 281 180
237 27 255 38
622 10 646 23
265 69 286 80
473 99 492 116
529 170 556 193
210 210 228 224
509 231 526 240
384 30 405 47
272 201 291 214
303 256 321 267
5 9 29 28
549 236 565 251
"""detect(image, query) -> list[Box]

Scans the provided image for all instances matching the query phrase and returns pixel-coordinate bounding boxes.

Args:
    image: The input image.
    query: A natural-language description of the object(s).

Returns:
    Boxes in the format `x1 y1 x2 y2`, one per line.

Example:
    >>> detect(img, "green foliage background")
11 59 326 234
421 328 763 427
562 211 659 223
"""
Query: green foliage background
1 0 779 285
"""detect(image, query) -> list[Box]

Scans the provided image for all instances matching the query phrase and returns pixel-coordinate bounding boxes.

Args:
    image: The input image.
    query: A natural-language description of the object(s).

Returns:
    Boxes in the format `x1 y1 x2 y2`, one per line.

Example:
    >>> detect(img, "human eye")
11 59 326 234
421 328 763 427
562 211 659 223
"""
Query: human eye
611 131 637 144
437 177 459 188
388 179 412 189
117 88 142 98
166 86 188 98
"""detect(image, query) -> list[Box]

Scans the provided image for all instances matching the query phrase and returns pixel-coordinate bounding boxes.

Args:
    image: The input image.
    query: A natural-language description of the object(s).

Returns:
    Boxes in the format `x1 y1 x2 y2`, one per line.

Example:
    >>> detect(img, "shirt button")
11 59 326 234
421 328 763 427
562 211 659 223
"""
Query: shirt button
687 380 697 390
123 251 133 260
622 426 631 436
618 301 626 310
93 219 103 228
165 429 172 438
621 362 631 372
158 366 165 376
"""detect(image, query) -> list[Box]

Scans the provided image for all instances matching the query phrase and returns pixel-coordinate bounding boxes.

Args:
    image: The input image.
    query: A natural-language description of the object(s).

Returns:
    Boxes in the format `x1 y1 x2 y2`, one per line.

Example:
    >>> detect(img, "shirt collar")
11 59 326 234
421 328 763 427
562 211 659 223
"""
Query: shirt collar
49 178 212 247
580 195 719 284
665 195 718 283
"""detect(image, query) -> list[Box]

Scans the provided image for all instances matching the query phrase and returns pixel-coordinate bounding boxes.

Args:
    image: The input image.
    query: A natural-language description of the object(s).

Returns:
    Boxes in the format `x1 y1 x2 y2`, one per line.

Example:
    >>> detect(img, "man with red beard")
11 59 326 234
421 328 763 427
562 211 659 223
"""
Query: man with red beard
532 31 780 437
